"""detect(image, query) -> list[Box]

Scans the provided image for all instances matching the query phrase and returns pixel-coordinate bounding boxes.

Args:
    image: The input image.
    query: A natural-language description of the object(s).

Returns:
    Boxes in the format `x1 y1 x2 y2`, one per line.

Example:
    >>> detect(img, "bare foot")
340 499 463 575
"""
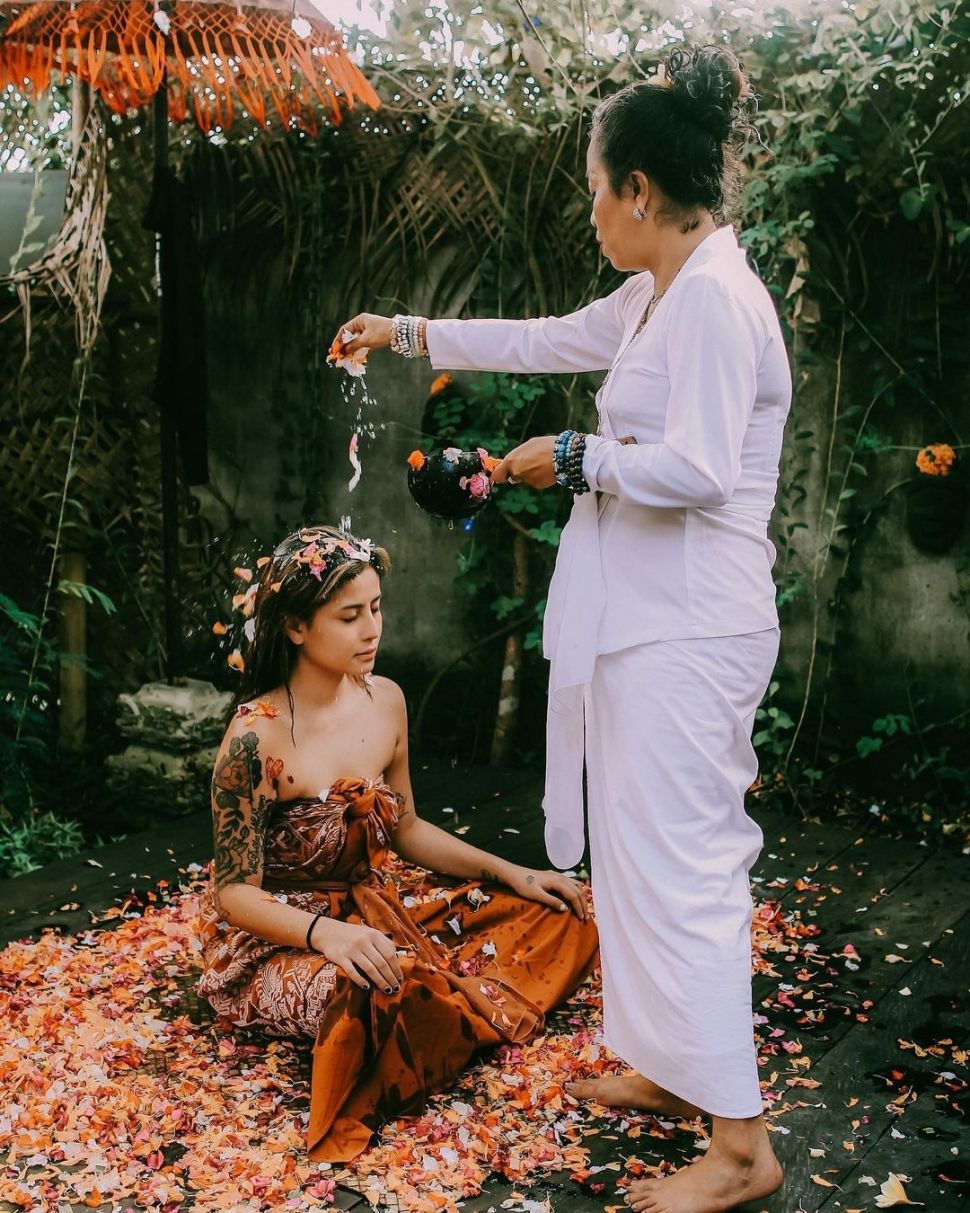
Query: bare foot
624 1133 784 1212
564 1071 705 1120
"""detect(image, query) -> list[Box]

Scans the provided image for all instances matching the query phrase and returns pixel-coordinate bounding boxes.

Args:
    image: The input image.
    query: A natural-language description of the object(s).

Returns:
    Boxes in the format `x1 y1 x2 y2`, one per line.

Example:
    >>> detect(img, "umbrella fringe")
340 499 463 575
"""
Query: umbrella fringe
0 1 380 131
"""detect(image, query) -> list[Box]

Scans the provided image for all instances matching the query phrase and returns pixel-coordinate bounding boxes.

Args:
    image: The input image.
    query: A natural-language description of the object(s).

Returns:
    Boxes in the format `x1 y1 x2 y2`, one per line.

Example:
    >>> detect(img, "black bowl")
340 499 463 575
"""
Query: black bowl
407 447 494 520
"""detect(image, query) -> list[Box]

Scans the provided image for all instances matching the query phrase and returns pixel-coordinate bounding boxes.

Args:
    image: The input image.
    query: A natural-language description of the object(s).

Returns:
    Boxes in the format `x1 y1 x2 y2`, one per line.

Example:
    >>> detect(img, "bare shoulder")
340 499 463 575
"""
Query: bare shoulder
367 674 406 710
217 695 290 768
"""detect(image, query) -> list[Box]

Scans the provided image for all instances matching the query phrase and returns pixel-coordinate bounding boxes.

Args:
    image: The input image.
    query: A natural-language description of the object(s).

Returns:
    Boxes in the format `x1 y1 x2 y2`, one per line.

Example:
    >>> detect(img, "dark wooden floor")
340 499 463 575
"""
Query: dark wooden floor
1 759 967 1211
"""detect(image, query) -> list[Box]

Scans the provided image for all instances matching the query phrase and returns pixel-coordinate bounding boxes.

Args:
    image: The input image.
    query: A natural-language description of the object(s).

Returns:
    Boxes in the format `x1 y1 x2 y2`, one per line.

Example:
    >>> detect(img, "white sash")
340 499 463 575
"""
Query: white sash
540 398 617 867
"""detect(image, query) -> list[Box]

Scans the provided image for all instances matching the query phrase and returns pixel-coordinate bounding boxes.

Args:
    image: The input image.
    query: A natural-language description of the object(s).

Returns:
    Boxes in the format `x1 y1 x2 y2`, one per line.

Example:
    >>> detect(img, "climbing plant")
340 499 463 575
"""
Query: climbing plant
2 1 968 842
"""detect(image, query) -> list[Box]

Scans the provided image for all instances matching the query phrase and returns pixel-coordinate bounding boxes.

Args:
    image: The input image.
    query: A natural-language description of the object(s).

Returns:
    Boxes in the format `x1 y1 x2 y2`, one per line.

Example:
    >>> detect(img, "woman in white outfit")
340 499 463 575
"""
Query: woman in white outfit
336 44 790 1213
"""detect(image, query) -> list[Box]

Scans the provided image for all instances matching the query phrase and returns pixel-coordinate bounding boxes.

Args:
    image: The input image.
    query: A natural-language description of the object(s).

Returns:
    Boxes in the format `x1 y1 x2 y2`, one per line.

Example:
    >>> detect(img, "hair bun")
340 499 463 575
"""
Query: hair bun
663 45 751 142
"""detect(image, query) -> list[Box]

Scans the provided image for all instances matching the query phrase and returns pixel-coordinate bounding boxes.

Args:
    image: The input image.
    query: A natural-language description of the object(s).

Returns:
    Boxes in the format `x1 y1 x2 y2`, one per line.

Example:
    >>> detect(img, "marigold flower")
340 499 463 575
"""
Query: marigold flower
227 650 245 672
211 621 228 636
916 443 956 476
233 566 253 583
407 449 427 471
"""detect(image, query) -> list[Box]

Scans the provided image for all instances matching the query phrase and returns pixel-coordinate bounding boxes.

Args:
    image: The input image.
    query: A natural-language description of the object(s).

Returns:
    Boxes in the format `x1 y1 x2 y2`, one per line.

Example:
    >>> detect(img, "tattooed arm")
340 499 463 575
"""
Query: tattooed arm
210 718 319 947
209 718 292 936
211 724 272 894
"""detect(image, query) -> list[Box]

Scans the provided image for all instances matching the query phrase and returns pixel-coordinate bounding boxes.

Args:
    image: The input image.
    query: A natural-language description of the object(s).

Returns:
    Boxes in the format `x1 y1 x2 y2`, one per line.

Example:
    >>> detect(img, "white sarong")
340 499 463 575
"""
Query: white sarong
584 628 780 1119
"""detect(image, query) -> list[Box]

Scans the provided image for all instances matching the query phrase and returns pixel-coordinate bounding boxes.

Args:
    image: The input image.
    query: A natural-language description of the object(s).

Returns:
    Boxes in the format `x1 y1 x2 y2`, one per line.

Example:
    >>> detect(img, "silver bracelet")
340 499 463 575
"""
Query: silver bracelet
390 313 428 358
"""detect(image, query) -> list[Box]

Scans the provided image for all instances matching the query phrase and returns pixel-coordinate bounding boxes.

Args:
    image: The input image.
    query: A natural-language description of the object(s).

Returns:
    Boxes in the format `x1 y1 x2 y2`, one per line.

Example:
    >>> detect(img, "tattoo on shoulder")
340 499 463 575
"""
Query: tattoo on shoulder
213 731 262 798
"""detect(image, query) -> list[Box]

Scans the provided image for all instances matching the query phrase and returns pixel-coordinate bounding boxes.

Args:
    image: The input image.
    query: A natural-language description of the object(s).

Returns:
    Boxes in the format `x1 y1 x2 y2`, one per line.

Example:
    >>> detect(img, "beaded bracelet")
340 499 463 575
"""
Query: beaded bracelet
553 429 590 494
565 432 590 495
553 429 575 486
390 314 429 359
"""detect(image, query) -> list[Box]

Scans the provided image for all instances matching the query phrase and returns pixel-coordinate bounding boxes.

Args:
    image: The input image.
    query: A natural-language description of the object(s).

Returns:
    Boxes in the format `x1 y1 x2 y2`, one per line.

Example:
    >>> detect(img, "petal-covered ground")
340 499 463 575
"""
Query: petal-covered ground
0 860 865 1212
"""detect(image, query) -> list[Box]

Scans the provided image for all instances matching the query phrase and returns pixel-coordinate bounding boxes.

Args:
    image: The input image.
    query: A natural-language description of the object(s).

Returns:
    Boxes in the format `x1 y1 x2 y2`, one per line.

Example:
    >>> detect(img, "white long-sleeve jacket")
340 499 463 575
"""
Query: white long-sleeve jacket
425 225 792 866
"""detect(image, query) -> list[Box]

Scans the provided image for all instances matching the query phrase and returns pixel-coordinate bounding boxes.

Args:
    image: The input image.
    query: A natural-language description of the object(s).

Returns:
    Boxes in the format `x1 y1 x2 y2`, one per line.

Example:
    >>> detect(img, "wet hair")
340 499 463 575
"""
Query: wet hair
231 524 391 717
590 45 756 229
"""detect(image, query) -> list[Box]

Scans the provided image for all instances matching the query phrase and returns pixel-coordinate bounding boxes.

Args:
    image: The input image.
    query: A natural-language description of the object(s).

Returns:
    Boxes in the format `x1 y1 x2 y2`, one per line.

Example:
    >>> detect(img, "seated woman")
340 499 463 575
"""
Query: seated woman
197 524 599 1162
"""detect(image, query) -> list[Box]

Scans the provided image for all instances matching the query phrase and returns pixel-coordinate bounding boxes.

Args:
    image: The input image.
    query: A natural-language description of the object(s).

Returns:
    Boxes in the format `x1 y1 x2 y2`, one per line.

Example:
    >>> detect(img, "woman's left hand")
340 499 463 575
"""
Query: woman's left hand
505 865 588 920
490 436 558 489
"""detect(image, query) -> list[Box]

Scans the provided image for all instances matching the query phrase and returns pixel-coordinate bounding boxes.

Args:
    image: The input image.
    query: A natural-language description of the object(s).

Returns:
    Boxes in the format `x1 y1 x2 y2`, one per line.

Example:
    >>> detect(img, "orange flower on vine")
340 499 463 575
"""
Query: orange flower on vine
915 443 956 477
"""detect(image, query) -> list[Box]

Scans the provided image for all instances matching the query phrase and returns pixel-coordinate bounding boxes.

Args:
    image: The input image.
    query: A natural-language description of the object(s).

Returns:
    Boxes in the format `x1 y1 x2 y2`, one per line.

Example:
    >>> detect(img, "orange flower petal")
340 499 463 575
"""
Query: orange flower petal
430 372 453 396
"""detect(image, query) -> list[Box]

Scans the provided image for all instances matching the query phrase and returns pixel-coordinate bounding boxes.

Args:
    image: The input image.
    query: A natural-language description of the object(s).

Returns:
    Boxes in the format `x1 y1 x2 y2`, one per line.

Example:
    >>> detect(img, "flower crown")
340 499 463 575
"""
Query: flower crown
281 531 375 580
215 528 379 671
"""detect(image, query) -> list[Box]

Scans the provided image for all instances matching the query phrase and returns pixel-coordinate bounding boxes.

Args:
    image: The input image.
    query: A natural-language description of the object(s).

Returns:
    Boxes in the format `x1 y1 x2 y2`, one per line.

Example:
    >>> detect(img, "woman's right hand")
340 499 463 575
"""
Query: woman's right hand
333 313 393 356
310 916 404 993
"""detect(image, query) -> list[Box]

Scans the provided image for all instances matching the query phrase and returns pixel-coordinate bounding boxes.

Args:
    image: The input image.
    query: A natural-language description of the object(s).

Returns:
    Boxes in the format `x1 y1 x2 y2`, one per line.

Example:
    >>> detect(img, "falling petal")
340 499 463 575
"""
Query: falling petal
348 433 362 492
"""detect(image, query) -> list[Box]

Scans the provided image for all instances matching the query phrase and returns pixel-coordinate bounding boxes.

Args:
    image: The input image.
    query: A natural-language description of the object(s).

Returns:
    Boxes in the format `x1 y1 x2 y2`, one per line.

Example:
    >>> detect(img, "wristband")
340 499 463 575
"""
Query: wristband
305 912 325 952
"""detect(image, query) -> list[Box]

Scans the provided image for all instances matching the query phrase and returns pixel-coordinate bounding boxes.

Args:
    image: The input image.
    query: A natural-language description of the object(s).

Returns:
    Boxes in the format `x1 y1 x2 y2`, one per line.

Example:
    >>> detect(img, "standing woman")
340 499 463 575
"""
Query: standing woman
336 45 790 1213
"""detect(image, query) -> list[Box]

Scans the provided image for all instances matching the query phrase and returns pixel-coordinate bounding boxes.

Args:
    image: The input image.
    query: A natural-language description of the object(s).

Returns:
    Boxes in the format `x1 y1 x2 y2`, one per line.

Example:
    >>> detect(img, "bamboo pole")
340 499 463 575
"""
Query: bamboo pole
58 551 87 751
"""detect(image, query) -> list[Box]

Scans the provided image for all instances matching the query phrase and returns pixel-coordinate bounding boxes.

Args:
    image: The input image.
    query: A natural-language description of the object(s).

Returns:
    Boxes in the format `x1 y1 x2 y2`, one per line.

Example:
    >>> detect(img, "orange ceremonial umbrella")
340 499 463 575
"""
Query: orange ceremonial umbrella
0 0 379 130
1 1 380 681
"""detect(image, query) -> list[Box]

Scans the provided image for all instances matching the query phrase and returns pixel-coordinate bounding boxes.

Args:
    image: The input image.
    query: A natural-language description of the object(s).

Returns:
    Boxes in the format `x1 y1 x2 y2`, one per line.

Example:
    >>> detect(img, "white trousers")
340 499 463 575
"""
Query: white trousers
584 627 781 1119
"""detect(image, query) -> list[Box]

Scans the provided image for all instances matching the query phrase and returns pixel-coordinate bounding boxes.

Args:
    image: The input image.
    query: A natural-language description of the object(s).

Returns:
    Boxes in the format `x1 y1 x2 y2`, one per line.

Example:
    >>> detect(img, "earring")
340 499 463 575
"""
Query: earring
632 206 645 221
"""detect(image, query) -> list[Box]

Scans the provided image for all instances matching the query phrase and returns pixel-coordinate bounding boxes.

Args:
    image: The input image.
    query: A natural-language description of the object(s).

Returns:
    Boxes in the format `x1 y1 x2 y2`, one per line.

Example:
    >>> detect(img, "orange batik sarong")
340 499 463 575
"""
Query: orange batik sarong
197 777 598 1161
